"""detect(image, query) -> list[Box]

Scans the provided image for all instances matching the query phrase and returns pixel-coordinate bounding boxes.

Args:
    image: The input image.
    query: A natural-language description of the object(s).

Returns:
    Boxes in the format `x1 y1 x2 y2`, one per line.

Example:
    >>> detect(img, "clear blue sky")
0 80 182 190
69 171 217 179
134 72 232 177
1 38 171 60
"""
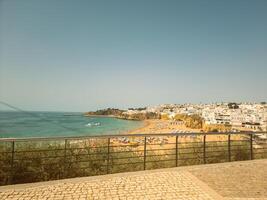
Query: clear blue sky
0 0 266 112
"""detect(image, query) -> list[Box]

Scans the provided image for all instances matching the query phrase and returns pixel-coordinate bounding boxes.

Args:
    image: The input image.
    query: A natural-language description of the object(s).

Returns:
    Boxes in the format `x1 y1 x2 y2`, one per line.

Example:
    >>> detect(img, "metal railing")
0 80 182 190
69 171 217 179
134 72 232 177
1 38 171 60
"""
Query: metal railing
0 132 266 186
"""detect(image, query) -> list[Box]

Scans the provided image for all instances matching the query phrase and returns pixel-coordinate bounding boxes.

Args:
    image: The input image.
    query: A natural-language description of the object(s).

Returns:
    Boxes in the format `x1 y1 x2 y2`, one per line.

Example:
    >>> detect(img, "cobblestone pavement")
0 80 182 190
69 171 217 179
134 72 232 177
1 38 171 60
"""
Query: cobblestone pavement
0 159 266 200
189 159 267 199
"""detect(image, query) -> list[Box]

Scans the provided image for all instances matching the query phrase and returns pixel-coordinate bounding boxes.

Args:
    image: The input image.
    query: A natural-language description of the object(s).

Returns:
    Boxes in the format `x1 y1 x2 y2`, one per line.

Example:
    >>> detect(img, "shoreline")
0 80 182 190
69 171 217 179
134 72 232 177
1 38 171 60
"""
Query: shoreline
85 115 202 135
125 120 152 134
84 114 142 121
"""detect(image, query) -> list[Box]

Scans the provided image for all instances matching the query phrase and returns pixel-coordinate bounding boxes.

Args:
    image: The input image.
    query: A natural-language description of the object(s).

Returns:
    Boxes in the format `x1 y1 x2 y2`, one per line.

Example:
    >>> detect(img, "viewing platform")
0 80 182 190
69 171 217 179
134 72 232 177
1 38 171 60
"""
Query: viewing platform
0 159 266 200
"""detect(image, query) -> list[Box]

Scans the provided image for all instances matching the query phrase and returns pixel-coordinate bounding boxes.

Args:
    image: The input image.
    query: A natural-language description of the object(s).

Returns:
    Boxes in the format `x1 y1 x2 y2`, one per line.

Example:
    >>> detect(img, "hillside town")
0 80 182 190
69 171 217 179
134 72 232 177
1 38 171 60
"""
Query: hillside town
121 102 267 132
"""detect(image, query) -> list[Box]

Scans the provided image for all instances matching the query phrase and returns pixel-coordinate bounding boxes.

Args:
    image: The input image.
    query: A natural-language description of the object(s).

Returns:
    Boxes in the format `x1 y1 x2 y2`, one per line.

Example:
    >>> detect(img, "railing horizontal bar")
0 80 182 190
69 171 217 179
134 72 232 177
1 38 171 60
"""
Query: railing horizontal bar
16 171 41 174
230 148 251 151
254 148 267 150
0 151 12 154
177 142 203 144
145 159 176 163
80 165 107 170
110 150 144 154
13 155 65 161
202 141 228 143
205 145 228 148
110 144 142 148
8 152 218 162
178 157 202 161
15 153 65 157
253 152 267 154
230 140 250 142
66 146 108 150
205 150 229 153
2 141 254 153
146 148 176 151
15 148 65 153
179 151 204 155
178 146 203 150
146 153 176 157
230 144 250 147
110 155 143 160
66 158 106 164
6 147 259 162
146 143 176 146
1 145 241 154
15 152 109 160
109 161 144 166
66 152 106 156
205 155 229 159
1 132 266 142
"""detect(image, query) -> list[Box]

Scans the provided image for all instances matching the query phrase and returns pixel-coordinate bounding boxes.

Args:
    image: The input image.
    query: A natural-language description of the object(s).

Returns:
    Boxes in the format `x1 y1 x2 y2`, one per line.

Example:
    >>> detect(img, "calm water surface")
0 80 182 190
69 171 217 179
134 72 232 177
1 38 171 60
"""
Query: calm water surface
0 111 144 138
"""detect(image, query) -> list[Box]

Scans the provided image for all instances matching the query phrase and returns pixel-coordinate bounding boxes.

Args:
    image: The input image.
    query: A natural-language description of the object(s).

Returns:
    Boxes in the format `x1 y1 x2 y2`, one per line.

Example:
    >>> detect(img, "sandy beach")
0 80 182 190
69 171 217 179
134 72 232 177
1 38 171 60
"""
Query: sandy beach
122 119 246 144
104 119 248 158
128 119 201 134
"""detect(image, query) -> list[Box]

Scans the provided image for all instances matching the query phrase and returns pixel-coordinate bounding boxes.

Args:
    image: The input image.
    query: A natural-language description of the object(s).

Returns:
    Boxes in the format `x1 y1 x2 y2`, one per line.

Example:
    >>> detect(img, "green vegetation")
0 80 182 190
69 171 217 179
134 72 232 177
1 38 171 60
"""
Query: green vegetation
128 107 147 111
119 112 161 120
0 137 266 186
85 108 160 120
0 139 144 185
84 108 125 116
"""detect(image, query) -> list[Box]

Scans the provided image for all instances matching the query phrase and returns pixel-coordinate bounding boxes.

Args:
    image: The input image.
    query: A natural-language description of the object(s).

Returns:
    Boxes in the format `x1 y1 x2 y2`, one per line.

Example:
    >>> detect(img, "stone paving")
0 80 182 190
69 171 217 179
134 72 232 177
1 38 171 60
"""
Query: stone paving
189 159 267 199
0 159 266 200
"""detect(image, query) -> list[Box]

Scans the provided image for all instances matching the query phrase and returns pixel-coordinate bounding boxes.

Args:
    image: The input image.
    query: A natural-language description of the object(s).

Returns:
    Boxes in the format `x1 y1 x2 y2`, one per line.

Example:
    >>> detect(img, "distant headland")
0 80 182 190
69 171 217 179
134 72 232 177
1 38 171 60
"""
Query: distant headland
84 102 267 133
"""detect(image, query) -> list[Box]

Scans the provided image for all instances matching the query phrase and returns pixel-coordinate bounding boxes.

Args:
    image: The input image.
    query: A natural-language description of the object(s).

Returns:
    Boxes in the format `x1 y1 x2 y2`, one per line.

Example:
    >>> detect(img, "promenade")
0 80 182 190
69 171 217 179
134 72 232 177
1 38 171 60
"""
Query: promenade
0 159 266 200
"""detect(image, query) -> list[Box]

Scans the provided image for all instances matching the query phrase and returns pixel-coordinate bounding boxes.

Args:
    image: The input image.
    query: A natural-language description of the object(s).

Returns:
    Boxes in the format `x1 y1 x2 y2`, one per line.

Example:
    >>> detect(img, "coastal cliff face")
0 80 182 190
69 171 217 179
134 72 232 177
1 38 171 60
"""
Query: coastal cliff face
84 108 125 116
84 108 230 131
84 108 161 120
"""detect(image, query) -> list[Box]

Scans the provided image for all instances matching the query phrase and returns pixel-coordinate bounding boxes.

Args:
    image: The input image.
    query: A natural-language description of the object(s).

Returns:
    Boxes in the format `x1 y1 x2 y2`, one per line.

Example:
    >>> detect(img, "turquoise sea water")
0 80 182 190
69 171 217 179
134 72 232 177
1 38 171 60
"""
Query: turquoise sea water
0 111 144 138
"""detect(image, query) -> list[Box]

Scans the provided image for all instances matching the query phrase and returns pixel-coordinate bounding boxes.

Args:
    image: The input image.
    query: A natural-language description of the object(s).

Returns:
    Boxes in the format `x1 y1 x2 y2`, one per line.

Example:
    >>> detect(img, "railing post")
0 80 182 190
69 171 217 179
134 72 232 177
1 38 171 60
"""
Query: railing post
250 134 253 160
175 135 178 167
63 139 67 177
107 138 110 174
9 141 15 184
144 137 147 170
228 134 231 162
203 135 206 164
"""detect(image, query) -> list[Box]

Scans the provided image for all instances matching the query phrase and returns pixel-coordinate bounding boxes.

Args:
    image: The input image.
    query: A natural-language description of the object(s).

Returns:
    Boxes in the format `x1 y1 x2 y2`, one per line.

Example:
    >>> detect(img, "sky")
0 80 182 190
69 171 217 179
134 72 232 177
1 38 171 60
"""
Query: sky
0 0 267 112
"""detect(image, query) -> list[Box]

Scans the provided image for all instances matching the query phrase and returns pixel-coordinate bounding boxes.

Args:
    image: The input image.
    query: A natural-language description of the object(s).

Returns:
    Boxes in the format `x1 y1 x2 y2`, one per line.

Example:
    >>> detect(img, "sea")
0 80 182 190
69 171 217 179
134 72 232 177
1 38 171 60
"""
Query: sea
0 111 144 138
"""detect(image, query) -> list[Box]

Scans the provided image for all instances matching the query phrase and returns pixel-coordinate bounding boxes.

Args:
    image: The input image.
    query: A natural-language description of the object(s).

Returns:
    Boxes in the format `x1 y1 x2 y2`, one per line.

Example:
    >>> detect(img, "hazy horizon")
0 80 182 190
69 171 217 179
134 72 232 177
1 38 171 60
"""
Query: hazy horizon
0 101 266 113
1 0 267 112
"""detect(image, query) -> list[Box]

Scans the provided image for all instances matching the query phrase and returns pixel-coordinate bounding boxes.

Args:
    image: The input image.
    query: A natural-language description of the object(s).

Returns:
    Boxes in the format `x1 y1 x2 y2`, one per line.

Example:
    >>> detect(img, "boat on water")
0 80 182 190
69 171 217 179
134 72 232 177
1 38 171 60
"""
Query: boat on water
85 122 101 127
